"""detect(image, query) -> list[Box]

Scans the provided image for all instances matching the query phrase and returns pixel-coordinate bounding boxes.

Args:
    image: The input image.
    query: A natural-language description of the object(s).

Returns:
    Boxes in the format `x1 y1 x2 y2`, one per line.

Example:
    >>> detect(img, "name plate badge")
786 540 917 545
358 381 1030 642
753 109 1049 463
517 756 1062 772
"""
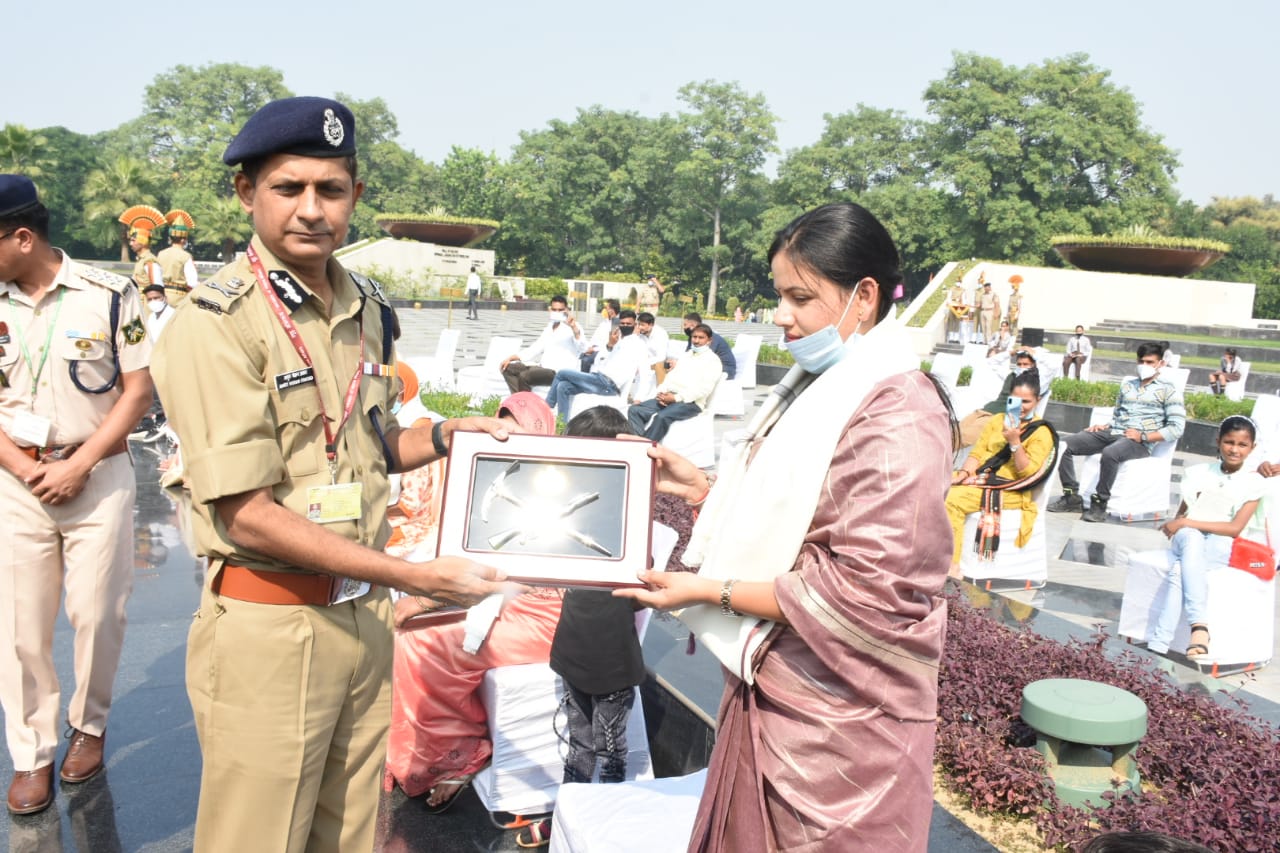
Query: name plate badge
275 367 316 391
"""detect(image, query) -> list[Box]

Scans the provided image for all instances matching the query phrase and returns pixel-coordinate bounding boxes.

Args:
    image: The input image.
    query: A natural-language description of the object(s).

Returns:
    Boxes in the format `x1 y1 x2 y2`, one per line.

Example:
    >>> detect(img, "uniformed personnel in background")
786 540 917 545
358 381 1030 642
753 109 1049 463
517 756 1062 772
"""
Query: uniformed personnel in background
0 174 154 816
158 209 199 305
151 96 518 853
119 205 165 294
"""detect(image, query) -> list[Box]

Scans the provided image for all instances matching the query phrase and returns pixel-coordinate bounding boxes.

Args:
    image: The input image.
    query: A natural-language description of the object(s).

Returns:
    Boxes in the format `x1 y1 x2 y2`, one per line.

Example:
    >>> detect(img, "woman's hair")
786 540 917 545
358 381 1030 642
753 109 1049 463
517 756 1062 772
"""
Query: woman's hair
1080 831 1214 853
1225 347 1238 356
1011 369 1041 397
566 406 631 439
767 202 903 323
1219 414 1256 442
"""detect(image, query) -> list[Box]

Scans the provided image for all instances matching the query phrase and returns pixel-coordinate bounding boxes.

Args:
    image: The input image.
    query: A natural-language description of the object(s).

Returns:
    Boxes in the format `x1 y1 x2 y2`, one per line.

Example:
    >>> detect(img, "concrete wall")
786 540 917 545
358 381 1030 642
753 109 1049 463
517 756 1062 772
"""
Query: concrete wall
337 238 496 290
959 262 1255 332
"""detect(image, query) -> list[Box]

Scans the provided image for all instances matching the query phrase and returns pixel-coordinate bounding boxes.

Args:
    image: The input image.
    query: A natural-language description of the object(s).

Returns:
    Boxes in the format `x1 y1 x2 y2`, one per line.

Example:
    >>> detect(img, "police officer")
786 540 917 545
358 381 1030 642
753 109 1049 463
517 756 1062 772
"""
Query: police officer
0 175 154 815
157 209 199 305
152 97 516 852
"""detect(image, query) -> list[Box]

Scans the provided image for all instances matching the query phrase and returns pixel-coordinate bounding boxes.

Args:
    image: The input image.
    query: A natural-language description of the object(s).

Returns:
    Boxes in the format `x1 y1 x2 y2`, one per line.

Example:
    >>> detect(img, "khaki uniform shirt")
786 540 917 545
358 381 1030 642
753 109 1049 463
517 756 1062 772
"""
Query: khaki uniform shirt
0 252 151 447
131 248 162 291
637 282 661 312
153 236 399 571
157 244 195 305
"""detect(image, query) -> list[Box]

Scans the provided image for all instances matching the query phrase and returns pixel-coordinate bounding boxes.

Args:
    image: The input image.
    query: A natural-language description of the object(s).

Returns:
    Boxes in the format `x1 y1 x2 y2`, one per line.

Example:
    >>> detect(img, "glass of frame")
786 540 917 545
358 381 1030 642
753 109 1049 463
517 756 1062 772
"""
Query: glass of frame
436 430 655 588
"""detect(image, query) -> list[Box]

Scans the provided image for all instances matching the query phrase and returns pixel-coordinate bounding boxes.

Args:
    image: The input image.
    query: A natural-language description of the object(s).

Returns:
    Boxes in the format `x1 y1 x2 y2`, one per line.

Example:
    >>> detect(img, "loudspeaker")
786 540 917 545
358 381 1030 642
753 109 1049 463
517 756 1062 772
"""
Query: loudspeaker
1020 327 1045 348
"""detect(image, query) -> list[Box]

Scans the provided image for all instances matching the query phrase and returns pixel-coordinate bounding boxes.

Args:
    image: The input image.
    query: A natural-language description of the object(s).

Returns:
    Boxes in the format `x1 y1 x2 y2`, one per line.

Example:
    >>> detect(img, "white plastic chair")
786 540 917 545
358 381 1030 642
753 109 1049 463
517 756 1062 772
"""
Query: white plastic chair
1250 394 1280 467
567 375 634 420
550 770 707 853
455 335 522 403
658 374 723 469
930 353 965 394
960 479 1052 590
1076 400 1178 520
413 328 460 390
1225 360 1250 402
961 343 990 369
731 334 763 389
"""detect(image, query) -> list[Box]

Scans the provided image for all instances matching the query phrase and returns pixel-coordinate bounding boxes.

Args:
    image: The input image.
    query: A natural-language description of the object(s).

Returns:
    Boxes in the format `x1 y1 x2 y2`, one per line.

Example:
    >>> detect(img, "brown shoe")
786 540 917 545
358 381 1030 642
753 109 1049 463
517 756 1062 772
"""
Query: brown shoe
8 766 54 815
60 730 105 783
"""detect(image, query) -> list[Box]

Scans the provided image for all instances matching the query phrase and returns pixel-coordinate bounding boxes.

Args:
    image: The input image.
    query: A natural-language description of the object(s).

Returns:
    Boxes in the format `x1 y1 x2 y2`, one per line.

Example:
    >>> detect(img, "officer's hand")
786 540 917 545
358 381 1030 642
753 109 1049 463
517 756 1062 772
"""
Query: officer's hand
412 556 522 609
27 459 91 505
444 416 517 448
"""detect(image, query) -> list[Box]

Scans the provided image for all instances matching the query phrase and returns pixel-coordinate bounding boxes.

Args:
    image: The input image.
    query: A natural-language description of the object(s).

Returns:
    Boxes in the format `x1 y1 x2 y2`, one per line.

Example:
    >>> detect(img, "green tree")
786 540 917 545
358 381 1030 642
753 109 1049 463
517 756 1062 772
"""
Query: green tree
81 157 162 261
29 126 99 256
923 53 1179 263
672 81 777 313
143 63 293 200
199 195 254 264
0 124 53 178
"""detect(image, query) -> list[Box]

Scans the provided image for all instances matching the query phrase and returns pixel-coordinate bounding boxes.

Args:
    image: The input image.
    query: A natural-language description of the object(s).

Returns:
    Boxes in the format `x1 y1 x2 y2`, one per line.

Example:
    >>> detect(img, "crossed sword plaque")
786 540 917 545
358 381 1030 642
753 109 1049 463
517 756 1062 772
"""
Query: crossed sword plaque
478 461 613 556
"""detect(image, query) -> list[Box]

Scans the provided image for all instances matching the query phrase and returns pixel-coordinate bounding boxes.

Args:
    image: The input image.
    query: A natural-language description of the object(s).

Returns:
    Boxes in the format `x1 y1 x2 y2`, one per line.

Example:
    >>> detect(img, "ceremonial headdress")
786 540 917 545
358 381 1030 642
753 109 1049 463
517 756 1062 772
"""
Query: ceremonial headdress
0 174 40 217
119 205 165 244
395 362 419 406
223 96 357 166
166 209 196 238
1008 274 1024 286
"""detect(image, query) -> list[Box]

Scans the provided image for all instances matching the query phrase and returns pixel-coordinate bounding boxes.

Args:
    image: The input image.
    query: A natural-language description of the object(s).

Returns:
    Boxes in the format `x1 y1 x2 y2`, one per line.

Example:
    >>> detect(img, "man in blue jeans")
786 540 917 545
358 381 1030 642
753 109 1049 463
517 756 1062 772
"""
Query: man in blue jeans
627 324 722 442
1048 342 1185 522
545 315 644 421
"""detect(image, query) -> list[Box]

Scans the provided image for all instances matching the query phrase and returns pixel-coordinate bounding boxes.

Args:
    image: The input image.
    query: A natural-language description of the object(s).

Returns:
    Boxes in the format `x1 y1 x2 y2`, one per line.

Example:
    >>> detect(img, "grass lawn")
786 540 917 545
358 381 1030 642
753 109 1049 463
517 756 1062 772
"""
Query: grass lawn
1090 348 1280 374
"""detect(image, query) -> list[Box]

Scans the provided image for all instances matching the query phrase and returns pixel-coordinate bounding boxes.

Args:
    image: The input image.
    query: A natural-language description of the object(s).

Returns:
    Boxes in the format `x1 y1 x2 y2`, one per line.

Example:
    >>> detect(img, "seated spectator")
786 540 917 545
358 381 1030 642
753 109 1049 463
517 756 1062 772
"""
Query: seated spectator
674 312 736 379
545 317 645 421
1208 347 1242 396
636 311 669 384
628 323 722 441
986 319 1014 357
1144 416 1263 658
1049 342 1185 522
580 299 621 372
946 371 1058 577
501 294 584 392
1062 325 1092 379
959 349 1038 446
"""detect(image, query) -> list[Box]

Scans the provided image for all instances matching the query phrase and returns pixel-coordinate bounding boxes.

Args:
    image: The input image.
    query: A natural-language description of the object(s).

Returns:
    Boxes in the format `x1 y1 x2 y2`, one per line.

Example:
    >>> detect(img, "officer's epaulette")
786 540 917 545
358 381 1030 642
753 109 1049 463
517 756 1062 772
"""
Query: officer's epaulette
190 274 252 316
349 271 391 308
76 264 131 293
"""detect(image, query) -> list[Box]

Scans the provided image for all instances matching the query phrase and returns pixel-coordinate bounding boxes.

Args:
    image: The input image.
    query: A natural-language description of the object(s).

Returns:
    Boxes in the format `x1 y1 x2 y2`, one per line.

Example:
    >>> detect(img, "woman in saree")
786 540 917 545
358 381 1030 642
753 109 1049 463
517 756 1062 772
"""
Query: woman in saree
617 202 955 852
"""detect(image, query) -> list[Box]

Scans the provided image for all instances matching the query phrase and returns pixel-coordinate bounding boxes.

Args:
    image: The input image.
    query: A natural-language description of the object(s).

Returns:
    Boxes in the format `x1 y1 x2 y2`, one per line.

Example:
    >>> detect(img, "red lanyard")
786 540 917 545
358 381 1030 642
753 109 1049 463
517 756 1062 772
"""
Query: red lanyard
246 245 364 475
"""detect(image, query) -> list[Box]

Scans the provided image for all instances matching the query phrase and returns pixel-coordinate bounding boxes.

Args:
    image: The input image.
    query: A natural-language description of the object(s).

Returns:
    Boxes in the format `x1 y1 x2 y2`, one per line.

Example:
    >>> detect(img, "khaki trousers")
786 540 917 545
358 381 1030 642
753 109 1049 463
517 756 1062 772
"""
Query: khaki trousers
0 452 135 770
187 581 393 853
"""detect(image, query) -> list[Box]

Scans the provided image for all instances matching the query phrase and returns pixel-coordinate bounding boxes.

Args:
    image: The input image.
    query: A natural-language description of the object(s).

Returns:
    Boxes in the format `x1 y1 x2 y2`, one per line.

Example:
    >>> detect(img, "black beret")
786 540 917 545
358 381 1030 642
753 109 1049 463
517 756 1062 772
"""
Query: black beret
0 174 40 218
223 97 357 166
143 284 166 296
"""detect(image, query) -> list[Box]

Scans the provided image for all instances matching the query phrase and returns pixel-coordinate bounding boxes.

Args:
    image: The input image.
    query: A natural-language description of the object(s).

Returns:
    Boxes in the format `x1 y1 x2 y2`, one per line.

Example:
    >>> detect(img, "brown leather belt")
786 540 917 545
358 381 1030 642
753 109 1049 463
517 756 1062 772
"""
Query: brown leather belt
213 564 337 606
19 439 128 463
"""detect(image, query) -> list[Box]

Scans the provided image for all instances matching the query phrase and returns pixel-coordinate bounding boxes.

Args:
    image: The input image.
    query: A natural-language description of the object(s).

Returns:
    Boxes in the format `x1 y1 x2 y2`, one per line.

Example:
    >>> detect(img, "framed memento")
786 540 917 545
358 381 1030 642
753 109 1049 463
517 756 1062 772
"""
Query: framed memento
437 431 655 588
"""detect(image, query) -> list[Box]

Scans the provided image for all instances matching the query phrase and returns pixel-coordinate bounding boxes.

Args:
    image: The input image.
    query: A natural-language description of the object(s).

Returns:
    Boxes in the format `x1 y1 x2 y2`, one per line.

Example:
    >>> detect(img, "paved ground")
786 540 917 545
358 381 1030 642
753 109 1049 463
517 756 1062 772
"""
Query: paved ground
2 306 1274 851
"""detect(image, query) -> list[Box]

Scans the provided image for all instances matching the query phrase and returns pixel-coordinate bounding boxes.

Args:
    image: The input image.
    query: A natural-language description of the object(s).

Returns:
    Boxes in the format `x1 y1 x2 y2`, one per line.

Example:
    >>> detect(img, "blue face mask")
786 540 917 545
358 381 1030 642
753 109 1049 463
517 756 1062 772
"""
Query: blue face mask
690 343 709 354
391 398 404 416
787 295 858 374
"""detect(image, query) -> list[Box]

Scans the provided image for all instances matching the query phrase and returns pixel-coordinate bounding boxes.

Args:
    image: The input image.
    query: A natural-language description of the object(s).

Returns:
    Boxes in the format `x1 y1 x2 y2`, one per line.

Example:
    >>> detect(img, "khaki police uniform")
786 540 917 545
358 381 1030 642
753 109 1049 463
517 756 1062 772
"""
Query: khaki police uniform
156 243 194 306
131 247 162 293
0 253 149 771
153 235 400 853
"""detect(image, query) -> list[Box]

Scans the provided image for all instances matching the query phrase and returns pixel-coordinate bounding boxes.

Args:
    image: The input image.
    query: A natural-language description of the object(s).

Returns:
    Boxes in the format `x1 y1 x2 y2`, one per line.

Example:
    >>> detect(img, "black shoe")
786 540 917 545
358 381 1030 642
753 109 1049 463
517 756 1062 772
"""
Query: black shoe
1082 499 1109 523
1047 493 1084 513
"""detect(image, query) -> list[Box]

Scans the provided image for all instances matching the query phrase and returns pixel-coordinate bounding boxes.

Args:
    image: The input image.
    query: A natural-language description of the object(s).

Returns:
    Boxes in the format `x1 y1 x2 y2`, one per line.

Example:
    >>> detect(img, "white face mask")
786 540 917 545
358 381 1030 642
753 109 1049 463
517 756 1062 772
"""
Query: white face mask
690 343 709 354
1137 363 1159 380
548 311 566 324
148 300 166 315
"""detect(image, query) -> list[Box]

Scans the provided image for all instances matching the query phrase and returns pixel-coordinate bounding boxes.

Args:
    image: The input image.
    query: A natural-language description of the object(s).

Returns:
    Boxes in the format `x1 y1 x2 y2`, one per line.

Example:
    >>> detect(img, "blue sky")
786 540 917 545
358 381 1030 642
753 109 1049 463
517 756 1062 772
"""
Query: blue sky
7 0 1276 204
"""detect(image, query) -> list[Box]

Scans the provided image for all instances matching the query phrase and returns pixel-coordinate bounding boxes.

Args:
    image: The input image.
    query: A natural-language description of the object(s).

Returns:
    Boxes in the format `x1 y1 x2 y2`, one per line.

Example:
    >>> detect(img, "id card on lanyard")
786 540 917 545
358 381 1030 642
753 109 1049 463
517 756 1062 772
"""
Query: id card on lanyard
247 246 371 604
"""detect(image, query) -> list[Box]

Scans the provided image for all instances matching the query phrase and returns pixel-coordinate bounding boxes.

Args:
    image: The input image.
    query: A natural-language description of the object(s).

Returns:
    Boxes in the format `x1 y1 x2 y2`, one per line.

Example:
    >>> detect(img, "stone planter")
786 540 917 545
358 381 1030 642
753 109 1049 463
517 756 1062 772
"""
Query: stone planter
1044 401 1221 456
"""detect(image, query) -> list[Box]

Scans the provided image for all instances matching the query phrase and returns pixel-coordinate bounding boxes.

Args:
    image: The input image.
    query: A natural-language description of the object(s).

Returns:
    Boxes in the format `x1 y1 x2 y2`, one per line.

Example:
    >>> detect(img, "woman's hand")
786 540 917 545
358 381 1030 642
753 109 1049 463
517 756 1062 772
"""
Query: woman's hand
1001 422 1022 447
1160 517 1188 539
620 440 706 502
613 570 717 611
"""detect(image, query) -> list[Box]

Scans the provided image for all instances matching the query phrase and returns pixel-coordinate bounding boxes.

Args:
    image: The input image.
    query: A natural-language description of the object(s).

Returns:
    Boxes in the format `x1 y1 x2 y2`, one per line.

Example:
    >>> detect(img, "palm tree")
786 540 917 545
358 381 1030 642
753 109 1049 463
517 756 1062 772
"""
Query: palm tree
199 196 253 264
0 124 53 178
82 157 160 261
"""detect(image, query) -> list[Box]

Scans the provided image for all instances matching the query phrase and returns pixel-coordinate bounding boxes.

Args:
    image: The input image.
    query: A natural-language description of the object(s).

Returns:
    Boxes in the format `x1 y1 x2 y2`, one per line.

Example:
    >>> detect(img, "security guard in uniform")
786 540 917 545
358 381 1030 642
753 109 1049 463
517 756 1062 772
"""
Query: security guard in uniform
157 209 199 306
120 204 165 293
0 175 154 815
152 97 516 853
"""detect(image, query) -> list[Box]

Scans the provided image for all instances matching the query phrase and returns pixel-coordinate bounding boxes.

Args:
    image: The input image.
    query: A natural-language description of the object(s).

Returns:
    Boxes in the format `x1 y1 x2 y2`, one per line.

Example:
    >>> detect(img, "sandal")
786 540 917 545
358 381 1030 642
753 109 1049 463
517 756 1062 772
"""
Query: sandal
516 818 552 848
1185 624 1210 660
424 774 474 815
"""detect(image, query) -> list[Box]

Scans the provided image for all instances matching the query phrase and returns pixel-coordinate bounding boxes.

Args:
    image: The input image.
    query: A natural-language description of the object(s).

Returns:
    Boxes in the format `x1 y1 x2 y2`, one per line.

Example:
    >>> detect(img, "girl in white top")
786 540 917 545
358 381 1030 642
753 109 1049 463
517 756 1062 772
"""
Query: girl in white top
1149 416 1265 657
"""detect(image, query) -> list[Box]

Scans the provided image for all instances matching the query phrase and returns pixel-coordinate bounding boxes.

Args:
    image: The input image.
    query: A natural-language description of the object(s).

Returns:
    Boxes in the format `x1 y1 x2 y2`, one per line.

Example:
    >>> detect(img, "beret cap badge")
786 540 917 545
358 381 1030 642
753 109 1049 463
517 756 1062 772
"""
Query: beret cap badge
323 109 345 148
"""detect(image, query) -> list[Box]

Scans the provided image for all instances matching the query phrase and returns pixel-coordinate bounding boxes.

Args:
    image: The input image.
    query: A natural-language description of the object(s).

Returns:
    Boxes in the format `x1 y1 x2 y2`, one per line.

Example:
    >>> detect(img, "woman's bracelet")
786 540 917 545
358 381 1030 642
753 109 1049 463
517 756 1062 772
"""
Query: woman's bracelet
720 579 740 617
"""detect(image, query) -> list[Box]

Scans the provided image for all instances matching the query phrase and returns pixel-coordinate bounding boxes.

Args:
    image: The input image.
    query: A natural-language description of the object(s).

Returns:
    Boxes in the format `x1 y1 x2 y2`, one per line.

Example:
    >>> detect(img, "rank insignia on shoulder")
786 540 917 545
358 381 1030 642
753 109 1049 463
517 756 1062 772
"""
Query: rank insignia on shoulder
268 270 306 311
123 317 147 345
77 265 130 292
195 297 224 315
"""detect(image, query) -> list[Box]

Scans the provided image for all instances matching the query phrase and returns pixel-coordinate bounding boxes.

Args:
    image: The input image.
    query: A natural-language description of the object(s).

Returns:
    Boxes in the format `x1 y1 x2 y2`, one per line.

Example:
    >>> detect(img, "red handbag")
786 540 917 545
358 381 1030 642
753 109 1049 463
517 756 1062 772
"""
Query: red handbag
1229 523 1276 582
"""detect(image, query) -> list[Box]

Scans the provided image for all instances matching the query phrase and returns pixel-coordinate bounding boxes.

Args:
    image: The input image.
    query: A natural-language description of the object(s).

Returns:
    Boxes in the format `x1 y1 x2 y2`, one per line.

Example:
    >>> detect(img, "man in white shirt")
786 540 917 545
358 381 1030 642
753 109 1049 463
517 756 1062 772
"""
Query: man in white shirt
142 283 174 343
626 324 721 441
1063 325 1093 379
501 295 584 392
580 298 620 371
637 311 670 383
465 265 482 320
546 314 645 421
